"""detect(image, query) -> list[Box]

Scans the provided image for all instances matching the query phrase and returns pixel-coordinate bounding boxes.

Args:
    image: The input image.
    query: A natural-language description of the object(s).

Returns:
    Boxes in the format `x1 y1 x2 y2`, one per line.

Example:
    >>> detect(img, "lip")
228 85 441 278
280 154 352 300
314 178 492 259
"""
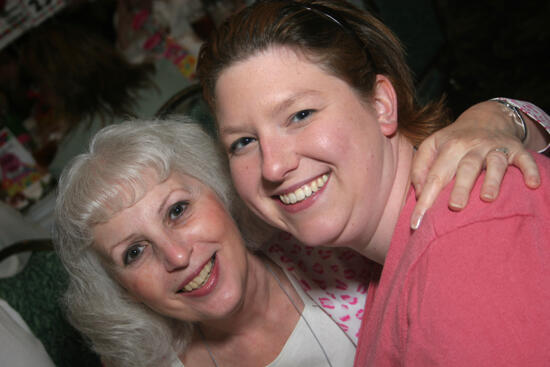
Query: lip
178 254 219 297
274 173 330 213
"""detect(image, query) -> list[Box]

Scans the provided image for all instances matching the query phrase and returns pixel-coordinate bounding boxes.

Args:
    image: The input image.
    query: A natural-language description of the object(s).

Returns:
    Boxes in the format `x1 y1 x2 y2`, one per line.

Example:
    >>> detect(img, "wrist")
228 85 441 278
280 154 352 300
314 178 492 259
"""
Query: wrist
490 98 527 143
523 114 550 152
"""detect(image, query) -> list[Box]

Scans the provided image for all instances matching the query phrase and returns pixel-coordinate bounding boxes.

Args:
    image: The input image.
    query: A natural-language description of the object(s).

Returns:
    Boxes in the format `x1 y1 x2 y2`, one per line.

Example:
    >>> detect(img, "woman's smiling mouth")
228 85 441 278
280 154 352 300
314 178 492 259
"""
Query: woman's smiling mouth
279 174 329 205
178 255 216 293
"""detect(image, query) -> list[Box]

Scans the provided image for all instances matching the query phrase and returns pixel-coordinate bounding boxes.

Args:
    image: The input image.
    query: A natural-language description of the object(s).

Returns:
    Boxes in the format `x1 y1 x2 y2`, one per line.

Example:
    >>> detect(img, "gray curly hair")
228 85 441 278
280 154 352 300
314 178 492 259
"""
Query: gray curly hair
53 117 269 367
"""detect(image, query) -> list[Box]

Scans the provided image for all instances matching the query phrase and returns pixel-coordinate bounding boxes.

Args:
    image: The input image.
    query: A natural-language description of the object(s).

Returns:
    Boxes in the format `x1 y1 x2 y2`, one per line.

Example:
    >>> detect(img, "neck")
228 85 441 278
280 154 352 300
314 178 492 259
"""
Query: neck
356 134 414 264
198 254 271 337
197 254 299 339
188 255 302 366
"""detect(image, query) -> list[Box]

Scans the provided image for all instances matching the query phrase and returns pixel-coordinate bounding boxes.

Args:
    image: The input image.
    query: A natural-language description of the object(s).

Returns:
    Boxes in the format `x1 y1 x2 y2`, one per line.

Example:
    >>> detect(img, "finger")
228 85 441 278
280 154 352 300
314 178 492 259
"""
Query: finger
512 150 541 189
410 146 464 229
411 174 444 229
449 153 484 210
480 150 509 202
410 138 438 196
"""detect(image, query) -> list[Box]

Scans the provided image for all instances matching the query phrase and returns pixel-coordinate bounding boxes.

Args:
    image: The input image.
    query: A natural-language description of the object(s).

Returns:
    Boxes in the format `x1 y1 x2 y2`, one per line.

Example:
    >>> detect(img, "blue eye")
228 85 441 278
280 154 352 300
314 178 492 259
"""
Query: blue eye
291 109 315 123
168 201 189 221
124 244 145 265
229 137 256 154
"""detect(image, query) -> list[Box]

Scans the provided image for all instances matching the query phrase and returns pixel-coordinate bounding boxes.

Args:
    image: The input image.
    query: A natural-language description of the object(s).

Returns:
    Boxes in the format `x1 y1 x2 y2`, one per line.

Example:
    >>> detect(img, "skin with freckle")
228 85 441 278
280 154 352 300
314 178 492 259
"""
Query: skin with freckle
216 47 395 249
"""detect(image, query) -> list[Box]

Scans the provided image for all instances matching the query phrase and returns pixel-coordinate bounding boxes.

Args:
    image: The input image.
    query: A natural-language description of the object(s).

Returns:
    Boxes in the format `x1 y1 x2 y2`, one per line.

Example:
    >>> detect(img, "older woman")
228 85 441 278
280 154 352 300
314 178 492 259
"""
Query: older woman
53 118 372 367
196 0 550 365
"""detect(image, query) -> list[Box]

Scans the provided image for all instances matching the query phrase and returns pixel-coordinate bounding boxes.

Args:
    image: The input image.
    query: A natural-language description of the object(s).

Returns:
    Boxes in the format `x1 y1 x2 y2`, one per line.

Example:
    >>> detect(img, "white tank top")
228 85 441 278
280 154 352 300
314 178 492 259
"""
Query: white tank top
173 267 356 367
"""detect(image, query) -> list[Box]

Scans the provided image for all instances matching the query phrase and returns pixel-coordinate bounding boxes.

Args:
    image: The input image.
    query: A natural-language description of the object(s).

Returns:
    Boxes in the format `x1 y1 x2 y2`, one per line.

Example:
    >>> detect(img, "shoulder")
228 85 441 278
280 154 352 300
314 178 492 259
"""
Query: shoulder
392 153 550 275
422 152 550 237
377 155 550 365
399 156 550 365
401 153 550 288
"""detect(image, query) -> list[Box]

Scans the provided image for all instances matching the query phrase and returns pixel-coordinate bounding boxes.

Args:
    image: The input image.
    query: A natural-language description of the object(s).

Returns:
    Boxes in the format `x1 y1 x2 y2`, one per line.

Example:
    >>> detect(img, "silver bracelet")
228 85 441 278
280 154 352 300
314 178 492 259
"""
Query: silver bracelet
491 99 528 143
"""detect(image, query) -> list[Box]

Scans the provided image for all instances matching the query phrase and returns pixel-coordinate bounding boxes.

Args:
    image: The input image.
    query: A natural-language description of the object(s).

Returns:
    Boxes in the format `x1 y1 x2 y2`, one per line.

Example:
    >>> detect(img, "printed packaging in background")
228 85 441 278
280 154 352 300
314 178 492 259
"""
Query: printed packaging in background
0 0 66 50
0 127 50 210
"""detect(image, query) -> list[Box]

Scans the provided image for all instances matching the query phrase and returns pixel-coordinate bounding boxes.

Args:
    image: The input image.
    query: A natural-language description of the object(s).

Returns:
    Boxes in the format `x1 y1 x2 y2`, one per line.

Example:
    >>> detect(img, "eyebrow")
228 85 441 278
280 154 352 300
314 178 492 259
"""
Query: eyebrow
105 196 168 257
105 232 139 260
270 90 321 119
219 89 322 136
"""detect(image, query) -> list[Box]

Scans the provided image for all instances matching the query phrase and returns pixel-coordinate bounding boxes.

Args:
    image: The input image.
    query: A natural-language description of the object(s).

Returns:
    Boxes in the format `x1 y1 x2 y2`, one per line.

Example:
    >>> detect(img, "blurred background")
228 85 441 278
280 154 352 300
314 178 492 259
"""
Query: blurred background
0 0 548 210
0 1 547 365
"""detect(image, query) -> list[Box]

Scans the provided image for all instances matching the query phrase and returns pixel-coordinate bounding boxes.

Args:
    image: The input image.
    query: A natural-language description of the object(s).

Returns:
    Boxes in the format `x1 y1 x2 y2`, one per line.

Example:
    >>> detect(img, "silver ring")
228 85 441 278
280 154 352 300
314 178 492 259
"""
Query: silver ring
492 147 510 157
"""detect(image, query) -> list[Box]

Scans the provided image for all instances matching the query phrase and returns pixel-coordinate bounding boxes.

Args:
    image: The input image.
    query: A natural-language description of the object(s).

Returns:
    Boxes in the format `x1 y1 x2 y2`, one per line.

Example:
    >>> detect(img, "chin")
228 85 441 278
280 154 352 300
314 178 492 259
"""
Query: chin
293 223 343 248
214 285 246 315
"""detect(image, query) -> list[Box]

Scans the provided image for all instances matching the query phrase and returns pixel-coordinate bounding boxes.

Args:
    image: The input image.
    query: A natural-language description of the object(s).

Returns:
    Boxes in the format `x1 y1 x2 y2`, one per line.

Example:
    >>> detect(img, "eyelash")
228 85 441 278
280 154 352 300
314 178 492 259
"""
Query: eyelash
168 200 189 221
121 200 189 266
123 243 145 266
290 109 315 123
229 137 256 155
227 109 315 155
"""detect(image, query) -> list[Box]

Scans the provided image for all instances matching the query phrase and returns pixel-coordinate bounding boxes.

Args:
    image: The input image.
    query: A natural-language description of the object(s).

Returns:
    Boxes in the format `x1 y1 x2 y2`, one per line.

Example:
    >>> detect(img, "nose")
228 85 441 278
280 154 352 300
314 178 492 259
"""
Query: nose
260 135 298 183
156 235 192 272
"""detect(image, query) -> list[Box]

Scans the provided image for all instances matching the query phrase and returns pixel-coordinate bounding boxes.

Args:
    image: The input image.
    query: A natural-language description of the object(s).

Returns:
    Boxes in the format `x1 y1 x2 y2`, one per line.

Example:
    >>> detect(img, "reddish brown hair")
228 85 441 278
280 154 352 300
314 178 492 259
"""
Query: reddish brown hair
197 0 450 146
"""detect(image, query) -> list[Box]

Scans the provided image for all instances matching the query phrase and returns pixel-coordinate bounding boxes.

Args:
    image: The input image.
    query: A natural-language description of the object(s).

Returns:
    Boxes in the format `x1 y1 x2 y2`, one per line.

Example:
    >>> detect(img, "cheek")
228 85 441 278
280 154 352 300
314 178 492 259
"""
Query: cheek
307 122 356 164
116 271 160 302
204 206 238 239
316 129 348 157
230 160 257 199
334 118 381 157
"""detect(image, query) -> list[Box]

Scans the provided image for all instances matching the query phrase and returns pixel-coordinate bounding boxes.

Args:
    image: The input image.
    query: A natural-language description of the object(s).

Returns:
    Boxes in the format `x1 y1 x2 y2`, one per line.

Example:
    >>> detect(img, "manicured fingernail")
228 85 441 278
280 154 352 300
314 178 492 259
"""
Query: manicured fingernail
480 192 495 202
449 200 466 210
411 211 424 230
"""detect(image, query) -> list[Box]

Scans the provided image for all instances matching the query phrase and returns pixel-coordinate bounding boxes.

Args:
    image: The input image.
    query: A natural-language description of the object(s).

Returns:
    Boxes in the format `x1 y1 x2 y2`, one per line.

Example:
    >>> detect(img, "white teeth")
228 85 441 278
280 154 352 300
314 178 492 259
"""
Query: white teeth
311 180 318 192
288 192 297 204
181 257 214 292
317 176 326 188
279 174 328 205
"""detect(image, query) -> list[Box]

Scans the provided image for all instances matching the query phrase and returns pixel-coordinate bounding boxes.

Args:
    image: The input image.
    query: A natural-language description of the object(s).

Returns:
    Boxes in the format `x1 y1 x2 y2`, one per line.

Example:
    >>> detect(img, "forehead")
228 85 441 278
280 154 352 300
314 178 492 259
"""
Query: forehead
214 46 350 120
98 168 162 219
103 171 200 219
217 46 322 91
92 173 206 240
133 172 205 203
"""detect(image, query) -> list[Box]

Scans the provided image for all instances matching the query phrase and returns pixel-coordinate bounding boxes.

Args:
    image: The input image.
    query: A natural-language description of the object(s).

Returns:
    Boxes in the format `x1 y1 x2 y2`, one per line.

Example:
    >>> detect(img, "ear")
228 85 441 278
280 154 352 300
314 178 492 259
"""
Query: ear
372 75 398 137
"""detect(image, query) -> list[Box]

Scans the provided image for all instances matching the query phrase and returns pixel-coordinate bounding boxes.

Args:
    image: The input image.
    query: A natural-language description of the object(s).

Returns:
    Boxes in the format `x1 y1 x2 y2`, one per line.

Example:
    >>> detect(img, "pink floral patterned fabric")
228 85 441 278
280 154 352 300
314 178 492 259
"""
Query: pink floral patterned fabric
265 231 374 345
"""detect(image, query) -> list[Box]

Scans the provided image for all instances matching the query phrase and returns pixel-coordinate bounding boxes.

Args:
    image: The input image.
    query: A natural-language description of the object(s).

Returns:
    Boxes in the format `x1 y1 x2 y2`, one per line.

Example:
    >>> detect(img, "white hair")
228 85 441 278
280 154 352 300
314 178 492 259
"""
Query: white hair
53 117 270 366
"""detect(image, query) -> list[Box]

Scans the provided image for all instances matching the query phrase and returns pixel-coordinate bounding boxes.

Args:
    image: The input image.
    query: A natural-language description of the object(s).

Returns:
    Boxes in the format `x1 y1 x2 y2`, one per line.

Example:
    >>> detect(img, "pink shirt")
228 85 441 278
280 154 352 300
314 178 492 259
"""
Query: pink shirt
262 99 549 354
355 153 550 366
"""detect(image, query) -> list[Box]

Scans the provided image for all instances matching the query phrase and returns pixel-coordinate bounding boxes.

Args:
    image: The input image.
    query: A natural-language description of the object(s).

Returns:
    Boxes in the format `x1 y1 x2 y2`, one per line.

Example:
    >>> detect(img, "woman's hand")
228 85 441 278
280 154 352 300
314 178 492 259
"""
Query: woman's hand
410 100 542 229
